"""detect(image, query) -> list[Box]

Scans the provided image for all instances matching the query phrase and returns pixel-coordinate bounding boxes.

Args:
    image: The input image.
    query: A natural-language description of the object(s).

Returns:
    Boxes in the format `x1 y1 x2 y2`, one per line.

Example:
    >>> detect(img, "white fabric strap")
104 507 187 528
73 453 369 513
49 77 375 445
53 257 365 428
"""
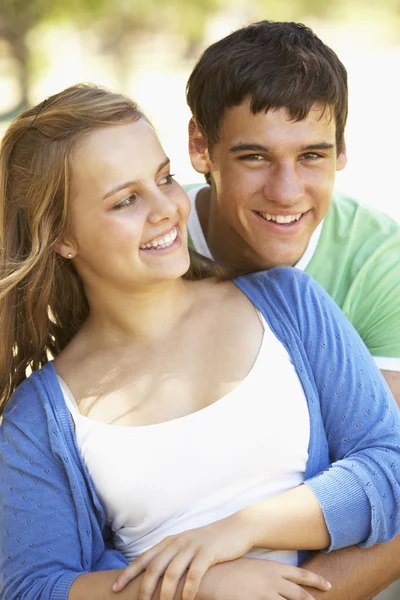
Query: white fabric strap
373 357 400 372
187 185 215 260
294 219 324 271
57 375 80 412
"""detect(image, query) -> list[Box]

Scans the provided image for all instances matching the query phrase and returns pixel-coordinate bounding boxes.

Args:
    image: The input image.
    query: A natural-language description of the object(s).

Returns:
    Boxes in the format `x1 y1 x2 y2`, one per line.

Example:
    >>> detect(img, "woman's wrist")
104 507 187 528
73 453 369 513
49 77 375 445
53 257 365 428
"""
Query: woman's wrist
227 506 262 550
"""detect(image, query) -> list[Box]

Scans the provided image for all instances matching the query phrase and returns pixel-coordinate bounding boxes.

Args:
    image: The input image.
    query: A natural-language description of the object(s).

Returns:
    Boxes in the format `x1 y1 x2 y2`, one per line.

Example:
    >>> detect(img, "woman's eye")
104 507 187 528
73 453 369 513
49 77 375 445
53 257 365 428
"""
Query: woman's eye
159 173 175 185
113 194 138 210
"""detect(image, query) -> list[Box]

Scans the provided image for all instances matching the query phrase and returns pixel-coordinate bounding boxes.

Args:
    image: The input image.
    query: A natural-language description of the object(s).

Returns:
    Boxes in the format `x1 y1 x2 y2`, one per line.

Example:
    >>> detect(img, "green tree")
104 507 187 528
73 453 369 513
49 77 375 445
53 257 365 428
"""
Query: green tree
0 0 110 117
253 0 400 25
0 0 222 119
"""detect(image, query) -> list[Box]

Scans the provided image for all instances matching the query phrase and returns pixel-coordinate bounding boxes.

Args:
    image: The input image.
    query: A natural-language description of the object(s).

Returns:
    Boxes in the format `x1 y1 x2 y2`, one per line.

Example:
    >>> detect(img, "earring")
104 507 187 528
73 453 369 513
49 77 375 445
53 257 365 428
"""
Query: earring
67 253 73 259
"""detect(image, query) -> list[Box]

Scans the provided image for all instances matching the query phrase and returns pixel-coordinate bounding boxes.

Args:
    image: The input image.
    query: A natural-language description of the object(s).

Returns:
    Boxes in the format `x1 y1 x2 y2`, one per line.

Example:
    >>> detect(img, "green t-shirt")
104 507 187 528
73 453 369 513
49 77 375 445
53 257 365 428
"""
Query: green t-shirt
185 185 400 370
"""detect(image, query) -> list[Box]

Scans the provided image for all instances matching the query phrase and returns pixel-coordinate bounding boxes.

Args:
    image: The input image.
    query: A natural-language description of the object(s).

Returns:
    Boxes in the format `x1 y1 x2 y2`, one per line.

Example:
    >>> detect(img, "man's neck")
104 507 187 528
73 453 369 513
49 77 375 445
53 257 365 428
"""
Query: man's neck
195 185 264 271
195 185 212 243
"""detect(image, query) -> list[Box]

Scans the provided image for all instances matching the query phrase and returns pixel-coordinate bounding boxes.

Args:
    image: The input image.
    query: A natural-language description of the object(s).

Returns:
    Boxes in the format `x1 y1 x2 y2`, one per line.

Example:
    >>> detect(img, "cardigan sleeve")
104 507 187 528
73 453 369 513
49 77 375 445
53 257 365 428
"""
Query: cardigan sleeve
255 267 400 551
0 378 127 600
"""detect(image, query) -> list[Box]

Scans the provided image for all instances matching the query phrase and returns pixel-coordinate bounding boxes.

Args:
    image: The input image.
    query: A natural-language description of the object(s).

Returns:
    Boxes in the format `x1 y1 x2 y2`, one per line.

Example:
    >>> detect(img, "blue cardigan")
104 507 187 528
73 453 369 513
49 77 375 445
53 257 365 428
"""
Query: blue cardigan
1 268 399 600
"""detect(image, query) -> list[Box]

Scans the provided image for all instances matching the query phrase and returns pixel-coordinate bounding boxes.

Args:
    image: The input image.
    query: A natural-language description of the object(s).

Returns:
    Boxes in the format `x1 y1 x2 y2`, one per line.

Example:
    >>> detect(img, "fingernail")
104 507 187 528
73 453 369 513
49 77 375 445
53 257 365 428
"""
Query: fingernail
112 583 118 591
326 581 332 589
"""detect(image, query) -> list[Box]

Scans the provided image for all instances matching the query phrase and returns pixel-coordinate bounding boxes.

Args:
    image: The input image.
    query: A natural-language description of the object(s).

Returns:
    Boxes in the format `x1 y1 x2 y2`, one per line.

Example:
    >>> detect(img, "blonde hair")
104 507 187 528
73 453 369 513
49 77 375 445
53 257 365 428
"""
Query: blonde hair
0 84 233 413
0 85 153 412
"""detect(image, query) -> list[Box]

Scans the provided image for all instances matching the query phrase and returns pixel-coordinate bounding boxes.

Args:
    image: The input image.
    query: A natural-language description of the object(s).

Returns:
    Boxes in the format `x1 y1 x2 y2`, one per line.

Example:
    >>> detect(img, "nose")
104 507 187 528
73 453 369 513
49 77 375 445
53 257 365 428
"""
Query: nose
262 162 304 206
147 186 178 224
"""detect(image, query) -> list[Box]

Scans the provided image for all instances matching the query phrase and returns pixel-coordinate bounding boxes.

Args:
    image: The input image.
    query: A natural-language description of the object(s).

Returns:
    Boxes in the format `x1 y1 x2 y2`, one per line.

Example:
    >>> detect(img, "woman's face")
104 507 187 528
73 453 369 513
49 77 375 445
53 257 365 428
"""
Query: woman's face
65 119 191 292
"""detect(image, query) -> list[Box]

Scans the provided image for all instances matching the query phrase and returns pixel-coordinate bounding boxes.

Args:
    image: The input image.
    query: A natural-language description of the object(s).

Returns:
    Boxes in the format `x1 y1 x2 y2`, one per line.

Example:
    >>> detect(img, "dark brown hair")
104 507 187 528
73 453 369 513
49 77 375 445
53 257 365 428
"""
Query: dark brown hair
0 84 227 413
187 21 348 154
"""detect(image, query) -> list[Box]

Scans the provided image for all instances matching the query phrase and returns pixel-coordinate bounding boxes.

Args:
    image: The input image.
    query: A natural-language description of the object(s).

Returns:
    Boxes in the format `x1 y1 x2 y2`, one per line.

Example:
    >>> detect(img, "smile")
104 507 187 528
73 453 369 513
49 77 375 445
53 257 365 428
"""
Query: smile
140 227 178 250
257 212 303 224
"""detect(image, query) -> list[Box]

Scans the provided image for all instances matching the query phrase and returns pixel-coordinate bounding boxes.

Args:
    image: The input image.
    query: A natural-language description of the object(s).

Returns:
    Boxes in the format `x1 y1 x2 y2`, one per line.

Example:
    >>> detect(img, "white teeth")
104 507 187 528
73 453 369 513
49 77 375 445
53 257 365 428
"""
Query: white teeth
259 212 302 224
140 227 177 250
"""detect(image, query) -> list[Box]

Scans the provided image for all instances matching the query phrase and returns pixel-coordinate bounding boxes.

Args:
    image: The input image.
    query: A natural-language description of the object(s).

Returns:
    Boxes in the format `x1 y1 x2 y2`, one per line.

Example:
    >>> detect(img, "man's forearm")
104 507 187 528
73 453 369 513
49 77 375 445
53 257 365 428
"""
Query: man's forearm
68 535 400 600
69 569 185 600
69 569 146 600
301 535 400 600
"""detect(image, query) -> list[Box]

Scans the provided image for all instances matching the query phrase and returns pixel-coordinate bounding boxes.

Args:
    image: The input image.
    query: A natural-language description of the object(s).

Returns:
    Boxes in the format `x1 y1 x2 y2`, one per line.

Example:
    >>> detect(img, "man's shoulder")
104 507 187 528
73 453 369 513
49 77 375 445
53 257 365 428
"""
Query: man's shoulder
326 191 400 241
308 192 400 358
310 191 400 279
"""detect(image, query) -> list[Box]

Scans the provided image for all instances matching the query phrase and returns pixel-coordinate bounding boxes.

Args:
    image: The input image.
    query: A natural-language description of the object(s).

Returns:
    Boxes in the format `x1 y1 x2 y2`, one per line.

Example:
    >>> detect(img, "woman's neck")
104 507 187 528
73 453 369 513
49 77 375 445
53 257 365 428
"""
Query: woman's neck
82 277 196 345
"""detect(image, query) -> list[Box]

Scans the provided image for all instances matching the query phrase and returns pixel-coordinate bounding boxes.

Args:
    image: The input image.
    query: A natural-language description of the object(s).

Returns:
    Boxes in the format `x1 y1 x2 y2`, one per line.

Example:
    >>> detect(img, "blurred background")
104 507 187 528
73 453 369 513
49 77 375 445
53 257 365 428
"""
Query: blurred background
0 0 399 222
0 2 399 598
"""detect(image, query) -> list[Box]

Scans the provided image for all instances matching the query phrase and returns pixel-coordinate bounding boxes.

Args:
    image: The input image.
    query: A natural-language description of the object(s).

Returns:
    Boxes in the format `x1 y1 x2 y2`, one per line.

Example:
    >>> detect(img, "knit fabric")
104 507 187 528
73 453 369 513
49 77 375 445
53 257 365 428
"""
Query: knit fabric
1 267 399 600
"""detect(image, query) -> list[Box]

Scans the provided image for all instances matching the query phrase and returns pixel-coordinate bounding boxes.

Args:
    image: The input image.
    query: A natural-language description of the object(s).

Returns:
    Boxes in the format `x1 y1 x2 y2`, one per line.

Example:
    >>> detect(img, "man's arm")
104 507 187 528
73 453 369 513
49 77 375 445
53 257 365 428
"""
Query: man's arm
382 370 400 409
80 541 399 600
300 536 400 600
70 560 329 600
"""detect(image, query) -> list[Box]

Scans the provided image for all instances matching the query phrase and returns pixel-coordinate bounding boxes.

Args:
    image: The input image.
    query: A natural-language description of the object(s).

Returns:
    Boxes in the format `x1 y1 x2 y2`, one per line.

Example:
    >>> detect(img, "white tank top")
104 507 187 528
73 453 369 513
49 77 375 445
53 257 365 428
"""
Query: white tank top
59 314 310 566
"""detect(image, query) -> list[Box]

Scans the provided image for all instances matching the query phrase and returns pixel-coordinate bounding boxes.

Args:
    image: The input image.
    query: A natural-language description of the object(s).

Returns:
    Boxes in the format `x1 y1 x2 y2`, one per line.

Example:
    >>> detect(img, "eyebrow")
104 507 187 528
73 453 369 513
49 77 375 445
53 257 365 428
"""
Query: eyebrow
102 157 170 201
229 143 269 153
229 142 335 153
299 142 335 152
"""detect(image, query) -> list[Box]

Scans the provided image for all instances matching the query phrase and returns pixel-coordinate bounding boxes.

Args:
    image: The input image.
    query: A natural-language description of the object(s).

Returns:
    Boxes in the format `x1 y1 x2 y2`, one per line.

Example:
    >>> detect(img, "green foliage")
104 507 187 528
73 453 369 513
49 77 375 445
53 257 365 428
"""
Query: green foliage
253 0 400 22
0 0 102 44
84 0 223 45
252 0 331 21
0 0 222 40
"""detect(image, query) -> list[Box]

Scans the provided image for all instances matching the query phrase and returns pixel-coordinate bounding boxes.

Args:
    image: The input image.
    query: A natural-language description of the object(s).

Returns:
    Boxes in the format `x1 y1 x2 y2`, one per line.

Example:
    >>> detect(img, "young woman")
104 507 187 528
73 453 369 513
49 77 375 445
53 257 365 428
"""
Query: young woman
0 85 399 600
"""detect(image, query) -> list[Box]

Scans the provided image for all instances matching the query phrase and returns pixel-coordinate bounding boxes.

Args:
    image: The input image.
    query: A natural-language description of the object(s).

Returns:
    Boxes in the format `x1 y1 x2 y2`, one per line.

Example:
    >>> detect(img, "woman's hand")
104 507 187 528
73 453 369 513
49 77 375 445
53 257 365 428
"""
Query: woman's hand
112 515 256 600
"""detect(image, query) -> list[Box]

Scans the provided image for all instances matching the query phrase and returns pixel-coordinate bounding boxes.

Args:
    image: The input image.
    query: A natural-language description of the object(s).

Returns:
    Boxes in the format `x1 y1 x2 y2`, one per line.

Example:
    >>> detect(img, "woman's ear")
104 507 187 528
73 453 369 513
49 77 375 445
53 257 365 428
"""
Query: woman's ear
54 239 76 260
188 118 213 175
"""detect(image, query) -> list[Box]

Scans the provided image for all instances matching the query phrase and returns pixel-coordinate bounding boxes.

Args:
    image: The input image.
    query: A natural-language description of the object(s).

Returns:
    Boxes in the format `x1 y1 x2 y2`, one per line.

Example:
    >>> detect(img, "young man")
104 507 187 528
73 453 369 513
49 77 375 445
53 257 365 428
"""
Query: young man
184 21 400 600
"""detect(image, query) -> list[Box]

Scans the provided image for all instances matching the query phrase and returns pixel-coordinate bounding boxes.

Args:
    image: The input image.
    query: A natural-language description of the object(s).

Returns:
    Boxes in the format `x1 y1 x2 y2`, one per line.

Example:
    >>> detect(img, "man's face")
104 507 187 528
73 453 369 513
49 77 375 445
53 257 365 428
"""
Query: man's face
191 99 346 270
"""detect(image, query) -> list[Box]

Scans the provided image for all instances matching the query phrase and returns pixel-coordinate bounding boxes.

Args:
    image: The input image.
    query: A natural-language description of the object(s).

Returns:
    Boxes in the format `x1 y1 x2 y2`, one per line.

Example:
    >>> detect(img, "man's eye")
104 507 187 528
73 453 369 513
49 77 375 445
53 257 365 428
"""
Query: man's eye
113 194 138 210
239 154 265 162
301 152 322 160
159 173 175 185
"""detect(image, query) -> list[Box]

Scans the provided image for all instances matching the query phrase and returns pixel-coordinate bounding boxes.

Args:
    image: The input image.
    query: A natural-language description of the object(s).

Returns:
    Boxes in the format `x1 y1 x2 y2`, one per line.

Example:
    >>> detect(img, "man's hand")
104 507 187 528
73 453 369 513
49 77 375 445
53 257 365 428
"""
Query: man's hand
112 487 331 600
112 516 255 600
300 537 400 600
196 557 331 600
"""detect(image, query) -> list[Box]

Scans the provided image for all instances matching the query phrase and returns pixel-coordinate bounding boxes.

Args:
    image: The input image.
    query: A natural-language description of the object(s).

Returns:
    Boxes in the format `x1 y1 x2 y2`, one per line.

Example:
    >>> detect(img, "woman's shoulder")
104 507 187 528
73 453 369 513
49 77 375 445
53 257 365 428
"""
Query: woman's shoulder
234 267 327 312
234 267 353 347
1 362 56 427
235 266 317 289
